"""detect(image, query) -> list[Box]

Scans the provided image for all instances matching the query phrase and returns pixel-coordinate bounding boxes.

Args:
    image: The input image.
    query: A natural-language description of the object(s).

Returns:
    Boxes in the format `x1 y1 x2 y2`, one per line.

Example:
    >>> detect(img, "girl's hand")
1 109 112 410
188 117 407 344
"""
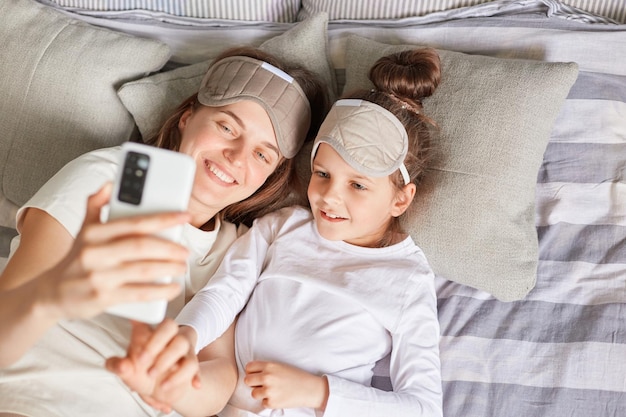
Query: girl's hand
41 183 190 320
106 319 201 412
244 361 329 411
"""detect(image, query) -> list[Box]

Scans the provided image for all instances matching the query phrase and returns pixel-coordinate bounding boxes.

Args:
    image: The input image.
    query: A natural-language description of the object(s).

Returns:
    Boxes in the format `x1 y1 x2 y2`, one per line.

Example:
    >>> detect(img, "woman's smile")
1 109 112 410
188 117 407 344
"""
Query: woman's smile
204 159 237 185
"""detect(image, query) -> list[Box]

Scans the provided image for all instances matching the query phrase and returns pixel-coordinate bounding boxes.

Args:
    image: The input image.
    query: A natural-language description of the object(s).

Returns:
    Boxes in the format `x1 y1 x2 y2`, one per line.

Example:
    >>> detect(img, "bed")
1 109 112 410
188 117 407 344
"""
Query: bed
1 0 625 415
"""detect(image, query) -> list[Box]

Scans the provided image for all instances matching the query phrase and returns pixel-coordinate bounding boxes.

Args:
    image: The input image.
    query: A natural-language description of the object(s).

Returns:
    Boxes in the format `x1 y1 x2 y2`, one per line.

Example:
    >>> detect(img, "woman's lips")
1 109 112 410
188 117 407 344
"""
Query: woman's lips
205 160 236 185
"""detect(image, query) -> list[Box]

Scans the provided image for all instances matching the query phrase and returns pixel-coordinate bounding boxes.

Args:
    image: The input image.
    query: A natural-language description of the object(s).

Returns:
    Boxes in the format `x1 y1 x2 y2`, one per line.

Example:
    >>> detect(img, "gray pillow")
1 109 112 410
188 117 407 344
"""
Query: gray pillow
117 11 336 142
0 0 170 207
342 35 578 301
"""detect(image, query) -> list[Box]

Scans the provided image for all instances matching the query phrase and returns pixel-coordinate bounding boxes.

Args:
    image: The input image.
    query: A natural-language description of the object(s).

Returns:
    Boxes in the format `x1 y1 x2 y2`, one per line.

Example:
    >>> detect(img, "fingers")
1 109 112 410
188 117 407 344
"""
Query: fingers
244 361 268 388
137 319 180 368
105 356 131 376
159 357 200 391
127 321 155 360
82 211 191 245
139 393 172 414
78 229 190 270
148 335 193 378
90 259 187 289
245 360 266 374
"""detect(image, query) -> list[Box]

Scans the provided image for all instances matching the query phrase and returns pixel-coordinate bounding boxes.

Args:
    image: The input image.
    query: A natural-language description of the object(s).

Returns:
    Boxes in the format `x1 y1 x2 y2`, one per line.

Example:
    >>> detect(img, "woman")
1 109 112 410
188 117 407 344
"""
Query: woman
0 46 328 417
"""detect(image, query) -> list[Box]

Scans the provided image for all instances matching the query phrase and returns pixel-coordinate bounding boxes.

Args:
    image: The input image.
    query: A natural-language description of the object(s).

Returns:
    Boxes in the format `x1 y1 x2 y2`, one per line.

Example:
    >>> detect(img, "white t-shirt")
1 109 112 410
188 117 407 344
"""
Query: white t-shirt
177 206 443 417
0 146 242 417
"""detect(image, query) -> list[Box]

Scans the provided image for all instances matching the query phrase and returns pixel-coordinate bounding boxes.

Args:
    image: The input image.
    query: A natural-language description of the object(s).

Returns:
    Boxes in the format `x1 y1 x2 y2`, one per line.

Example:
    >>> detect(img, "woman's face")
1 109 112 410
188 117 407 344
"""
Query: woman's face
178 101 281 224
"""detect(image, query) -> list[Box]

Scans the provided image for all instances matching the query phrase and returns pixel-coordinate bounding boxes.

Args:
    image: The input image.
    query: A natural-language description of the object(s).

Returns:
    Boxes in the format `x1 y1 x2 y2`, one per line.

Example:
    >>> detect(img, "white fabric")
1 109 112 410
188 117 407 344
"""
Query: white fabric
0 146 242 417
177 206 442 417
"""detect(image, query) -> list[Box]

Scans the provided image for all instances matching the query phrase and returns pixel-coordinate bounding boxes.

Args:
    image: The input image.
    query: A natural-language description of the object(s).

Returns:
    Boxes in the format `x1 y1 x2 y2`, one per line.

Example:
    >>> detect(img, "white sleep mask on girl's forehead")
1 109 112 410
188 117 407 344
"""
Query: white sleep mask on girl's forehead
311 99 410 184
198 56 311 159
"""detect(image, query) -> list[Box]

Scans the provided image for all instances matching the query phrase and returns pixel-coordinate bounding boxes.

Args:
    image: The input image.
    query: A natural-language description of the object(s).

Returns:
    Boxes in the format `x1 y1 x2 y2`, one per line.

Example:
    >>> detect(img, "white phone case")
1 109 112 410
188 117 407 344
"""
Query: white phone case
105 142 195 324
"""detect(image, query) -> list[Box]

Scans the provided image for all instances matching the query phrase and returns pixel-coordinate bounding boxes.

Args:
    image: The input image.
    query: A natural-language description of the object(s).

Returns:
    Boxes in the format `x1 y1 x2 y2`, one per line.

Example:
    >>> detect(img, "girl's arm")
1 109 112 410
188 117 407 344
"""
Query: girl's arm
0 185 189 368
176 213 275 351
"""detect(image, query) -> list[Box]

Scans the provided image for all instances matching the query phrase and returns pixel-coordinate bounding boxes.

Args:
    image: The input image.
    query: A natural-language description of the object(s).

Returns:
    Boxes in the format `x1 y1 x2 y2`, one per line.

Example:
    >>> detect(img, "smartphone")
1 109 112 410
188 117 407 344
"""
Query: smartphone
105 142 195 324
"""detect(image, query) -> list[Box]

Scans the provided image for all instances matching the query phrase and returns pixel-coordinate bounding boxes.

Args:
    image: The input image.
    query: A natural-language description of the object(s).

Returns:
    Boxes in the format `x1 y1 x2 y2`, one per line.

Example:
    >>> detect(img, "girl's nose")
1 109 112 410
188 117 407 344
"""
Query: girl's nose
320 181 341 205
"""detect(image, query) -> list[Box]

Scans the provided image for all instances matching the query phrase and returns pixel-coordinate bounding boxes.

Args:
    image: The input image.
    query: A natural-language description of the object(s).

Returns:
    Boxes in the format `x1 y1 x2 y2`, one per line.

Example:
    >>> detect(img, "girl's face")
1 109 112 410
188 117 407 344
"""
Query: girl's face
178 101 282 225
307 143 411 247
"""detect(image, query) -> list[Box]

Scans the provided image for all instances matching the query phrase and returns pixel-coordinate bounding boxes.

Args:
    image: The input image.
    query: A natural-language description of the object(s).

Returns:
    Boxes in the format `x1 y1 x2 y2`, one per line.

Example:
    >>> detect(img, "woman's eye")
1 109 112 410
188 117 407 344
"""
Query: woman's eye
219 123 233 135
314 170 329 178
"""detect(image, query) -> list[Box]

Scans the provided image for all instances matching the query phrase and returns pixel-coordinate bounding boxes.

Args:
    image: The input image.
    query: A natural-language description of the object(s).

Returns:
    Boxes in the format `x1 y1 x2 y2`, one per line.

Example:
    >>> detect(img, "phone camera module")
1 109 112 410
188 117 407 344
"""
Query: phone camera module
118 151 150 205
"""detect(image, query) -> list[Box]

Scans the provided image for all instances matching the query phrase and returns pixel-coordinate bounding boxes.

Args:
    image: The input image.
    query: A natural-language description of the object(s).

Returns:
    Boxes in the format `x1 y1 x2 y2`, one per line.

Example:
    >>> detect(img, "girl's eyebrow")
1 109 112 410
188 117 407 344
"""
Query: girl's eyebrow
220 110 280 158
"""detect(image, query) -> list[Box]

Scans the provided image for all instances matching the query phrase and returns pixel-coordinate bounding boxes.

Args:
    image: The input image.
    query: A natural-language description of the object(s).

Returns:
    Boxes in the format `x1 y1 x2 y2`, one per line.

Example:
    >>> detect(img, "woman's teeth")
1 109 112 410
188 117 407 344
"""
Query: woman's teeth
208 162 235 184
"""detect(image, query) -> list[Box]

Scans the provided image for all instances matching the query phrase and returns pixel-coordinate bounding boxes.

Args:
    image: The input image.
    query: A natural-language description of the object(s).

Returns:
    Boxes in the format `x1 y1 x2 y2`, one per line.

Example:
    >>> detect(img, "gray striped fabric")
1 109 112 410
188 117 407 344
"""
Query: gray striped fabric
299 0 494 20
47 0 300 21
43 0 626 23
298 0 626 22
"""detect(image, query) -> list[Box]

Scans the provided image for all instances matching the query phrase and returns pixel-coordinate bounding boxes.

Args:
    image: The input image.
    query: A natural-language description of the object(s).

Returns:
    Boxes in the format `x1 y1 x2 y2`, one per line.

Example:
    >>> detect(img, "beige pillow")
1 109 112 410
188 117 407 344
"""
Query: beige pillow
117 11 336 142
342 35 578 301
0 0 171 206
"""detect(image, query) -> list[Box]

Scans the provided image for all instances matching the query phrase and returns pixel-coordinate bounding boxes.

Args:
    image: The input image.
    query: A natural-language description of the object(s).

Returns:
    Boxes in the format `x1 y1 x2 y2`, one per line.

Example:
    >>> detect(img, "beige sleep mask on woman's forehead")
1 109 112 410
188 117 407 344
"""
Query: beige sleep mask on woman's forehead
311 99 410 184
198 56 311 159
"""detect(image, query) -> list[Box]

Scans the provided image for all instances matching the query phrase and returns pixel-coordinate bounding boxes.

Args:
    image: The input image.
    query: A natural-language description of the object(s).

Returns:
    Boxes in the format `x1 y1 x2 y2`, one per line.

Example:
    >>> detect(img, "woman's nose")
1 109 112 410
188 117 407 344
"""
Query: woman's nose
223 142 245 166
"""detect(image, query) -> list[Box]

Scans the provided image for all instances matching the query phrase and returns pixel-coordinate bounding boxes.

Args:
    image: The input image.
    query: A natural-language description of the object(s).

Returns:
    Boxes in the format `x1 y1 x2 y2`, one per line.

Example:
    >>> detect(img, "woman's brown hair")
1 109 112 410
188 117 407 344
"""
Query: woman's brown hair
145 46 330 226
343 48 442 245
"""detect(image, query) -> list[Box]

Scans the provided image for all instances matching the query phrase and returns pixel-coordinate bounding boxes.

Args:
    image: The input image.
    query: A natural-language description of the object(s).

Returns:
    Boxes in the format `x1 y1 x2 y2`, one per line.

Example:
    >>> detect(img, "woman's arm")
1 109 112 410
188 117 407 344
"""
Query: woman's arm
107 320 239 417
0 185 189 368
166 323 239 417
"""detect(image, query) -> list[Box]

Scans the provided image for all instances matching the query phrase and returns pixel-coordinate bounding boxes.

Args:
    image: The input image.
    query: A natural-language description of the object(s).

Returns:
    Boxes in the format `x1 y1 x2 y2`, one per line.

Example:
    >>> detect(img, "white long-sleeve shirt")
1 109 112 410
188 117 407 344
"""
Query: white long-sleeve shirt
177 206 442 417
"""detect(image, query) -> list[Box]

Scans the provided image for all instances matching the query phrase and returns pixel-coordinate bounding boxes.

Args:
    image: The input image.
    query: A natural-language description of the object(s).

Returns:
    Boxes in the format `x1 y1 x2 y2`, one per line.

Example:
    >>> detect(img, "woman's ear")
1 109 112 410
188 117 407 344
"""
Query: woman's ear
391 183 416 217
178 108 193 131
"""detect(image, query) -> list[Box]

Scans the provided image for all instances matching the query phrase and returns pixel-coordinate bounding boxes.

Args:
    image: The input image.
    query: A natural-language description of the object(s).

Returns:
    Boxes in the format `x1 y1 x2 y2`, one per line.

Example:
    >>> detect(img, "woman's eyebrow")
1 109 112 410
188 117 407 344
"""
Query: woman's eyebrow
220 110 246 130
221 110 280 158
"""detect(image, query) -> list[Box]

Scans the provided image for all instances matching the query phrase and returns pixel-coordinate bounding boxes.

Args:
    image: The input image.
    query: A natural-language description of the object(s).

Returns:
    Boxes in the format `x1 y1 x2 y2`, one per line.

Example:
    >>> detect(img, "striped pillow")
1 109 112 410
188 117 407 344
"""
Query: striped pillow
298 0 625 23
298 0 494 20
47 0 300 22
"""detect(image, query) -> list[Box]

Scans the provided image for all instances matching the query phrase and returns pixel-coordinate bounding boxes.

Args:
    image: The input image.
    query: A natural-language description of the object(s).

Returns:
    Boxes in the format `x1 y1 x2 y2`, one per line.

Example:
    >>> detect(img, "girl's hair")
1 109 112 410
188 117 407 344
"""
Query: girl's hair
344 48 442 245
145 46 330 226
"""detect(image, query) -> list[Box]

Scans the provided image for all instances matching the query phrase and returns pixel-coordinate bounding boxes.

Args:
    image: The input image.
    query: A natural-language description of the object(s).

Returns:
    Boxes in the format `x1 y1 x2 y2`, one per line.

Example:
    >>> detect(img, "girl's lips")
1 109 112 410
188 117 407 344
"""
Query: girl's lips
205 160 237 185
320 210 347 222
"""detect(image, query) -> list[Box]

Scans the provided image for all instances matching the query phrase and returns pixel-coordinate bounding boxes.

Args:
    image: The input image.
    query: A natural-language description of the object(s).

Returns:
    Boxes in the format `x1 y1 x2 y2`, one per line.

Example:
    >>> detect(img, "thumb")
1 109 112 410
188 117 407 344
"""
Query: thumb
84 182 112 226
105 356 132 377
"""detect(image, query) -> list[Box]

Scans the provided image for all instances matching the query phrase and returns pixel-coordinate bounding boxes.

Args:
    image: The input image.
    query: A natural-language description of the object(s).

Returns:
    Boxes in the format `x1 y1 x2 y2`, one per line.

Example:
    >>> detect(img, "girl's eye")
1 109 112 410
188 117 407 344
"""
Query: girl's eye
352 182 367 191
256 150 269 163
314 170 329 178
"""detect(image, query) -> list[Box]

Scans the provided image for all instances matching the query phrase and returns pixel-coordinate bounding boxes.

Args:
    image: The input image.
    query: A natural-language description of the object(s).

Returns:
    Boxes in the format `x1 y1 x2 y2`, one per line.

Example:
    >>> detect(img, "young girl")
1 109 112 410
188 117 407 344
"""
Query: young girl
111 48 443 417
0 46 328 417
